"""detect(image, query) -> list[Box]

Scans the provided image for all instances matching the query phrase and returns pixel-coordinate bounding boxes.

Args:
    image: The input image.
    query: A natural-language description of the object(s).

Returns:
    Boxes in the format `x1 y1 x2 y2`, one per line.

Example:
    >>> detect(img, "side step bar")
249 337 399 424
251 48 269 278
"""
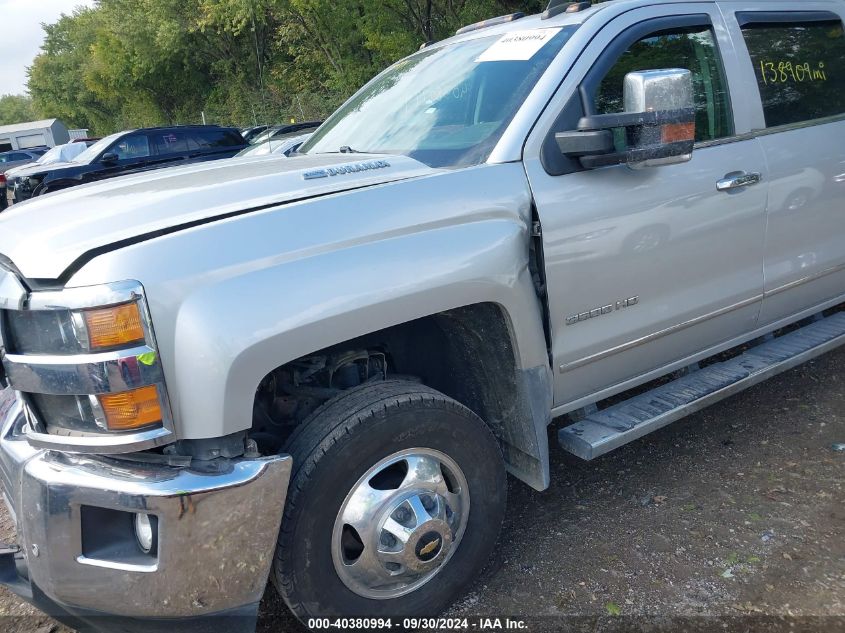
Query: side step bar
559 311 845 460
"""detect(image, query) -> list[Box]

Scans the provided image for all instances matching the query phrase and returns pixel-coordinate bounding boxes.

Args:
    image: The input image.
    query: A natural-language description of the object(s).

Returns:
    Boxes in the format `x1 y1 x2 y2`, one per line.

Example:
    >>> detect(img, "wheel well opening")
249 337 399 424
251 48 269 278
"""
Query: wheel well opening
251 303 522 457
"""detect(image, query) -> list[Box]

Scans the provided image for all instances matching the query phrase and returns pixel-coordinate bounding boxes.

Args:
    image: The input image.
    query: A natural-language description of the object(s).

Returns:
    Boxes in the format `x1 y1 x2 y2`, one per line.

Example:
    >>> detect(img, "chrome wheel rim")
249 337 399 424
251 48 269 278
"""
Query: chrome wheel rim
331 448 470 600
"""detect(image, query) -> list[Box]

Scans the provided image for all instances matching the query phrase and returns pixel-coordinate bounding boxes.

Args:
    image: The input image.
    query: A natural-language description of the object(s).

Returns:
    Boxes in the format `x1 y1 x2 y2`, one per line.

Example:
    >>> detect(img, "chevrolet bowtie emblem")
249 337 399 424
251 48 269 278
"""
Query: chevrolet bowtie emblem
418 538 440 557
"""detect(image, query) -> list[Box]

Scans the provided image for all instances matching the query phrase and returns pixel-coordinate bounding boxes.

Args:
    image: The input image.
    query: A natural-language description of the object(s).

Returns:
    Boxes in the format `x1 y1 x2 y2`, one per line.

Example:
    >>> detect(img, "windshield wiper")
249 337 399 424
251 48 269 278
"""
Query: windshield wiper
312 146 374 156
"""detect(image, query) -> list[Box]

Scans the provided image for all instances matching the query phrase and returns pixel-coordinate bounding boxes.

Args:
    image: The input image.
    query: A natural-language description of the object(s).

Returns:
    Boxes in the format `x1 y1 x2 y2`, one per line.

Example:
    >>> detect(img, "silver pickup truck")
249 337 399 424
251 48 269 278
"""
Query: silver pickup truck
0 0 843 630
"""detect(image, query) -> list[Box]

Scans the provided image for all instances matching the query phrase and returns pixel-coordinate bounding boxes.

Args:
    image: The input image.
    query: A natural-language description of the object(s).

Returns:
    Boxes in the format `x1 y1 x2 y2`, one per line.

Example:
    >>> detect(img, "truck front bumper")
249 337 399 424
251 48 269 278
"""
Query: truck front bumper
0 388 292 631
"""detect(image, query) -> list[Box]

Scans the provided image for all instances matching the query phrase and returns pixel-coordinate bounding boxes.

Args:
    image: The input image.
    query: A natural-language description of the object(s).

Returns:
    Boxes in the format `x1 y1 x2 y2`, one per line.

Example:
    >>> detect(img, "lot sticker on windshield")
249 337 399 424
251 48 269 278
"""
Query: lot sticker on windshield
476 28 562 62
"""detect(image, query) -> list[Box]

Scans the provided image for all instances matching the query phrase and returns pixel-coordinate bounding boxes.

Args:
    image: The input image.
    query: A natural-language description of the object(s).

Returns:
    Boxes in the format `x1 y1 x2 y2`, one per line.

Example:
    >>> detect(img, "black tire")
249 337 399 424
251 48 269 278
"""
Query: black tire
273 379 506 620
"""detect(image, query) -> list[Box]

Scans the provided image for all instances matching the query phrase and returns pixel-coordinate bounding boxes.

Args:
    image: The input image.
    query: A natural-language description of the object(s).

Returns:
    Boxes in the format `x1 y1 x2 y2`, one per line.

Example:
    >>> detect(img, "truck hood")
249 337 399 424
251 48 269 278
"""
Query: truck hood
0 153 435 281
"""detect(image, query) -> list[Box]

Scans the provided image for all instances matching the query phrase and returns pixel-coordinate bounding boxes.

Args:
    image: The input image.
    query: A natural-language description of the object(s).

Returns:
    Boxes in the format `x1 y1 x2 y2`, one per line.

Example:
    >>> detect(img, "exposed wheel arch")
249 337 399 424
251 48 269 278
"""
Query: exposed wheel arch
253 302 552 490
34 179 79 196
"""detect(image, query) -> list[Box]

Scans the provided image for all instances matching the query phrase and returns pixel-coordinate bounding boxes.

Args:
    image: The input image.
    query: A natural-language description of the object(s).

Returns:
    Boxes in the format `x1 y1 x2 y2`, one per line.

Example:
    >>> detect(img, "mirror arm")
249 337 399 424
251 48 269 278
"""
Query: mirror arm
577 107 696 132
579 140 694 170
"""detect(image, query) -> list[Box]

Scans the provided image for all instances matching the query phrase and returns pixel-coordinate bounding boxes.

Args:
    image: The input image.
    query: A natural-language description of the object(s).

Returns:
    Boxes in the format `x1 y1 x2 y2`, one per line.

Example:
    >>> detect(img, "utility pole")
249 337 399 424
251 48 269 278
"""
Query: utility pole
251 1 270 125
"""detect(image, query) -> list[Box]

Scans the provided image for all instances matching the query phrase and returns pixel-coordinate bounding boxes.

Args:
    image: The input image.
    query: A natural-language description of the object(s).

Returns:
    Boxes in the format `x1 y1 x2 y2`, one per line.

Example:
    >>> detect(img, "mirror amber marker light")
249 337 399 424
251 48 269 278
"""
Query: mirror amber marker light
84 302 145 350
99 385 162 431
661 121 695 144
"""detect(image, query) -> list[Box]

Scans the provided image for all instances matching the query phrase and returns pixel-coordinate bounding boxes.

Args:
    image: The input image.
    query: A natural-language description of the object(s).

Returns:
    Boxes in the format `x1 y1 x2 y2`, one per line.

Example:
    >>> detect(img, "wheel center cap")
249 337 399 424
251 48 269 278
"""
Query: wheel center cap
415 531 443 562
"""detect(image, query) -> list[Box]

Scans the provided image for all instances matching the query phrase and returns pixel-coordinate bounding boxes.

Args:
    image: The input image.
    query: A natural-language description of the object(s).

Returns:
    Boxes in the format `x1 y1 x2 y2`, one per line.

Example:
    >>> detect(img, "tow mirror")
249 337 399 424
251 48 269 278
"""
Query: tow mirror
556 69 695 169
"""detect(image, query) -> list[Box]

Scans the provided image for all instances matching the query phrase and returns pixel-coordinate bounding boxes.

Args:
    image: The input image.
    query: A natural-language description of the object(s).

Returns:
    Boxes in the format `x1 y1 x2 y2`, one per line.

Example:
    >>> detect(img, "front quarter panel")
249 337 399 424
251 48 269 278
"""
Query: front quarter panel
68 163 548 440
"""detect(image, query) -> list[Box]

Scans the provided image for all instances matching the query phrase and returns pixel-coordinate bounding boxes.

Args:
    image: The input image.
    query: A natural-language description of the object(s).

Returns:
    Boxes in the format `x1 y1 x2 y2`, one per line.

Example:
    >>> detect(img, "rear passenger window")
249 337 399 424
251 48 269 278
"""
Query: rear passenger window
596 26 733 142
740 18 845 127
189 130 243 149
151 131 188 155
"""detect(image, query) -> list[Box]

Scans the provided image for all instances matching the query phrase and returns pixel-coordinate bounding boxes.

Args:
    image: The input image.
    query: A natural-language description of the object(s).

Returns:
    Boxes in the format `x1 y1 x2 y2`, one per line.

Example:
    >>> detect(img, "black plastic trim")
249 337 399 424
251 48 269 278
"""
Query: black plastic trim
580 139 693 169
555 129 614 156
736 11 842 27
578 107 697 131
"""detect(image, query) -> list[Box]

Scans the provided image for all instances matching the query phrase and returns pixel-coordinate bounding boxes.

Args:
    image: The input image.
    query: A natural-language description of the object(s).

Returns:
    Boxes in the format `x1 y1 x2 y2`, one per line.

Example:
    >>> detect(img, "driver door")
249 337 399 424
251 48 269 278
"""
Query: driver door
95 134 153 181
523 5 768 409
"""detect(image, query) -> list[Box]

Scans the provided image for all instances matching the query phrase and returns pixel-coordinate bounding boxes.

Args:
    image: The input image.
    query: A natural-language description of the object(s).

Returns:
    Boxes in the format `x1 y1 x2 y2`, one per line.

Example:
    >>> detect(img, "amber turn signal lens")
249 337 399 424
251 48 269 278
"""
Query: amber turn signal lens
661 122 695 144
98 385 162 431
84 302 145 350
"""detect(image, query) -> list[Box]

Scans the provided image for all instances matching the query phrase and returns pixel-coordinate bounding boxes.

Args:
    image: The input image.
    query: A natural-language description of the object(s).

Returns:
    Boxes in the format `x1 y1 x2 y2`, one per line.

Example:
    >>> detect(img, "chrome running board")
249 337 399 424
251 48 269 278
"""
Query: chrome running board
558 311 845 460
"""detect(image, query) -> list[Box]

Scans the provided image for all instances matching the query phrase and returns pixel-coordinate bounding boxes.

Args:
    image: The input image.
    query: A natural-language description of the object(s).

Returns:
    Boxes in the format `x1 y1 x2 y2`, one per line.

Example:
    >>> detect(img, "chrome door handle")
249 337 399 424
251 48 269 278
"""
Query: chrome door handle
717 172 761 192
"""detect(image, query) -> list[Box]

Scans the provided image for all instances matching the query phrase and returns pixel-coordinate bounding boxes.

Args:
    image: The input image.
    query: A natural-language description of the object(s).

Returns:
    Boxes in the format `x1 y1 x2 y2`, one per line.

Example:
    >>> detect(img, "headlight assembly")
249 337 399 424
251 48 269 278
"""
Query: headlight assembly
0 279 175 453
5 300 147 355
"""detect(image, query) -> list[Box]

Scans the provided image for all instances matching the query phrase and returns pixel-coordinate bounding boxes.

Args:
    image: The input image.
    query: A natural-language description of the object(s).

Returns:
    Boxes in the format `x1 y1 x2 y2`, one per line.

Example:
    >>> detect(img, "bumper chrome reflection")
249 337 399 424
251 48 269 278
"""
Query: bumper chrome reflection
0 389 292 618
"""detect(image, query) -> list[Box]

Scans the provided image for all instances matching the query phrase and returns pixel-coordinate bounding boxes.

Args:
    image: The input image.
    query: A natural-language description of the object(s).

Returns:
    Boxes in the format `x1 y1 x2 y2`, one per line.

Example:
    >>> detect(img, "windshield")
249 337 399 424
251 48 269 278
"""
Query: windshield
237 143 277 158
72 132 125 164
250 128 280 146
238 131 309 158
301 26 575 168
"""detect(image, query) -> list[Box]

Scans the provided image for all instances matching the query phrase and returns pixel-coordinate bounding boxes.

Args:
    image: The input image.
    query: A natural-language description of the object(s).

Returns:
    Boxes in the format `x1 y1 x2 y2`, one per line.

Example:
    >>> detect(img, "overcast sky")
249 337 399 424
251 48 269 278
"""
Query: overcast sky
0 0 97 96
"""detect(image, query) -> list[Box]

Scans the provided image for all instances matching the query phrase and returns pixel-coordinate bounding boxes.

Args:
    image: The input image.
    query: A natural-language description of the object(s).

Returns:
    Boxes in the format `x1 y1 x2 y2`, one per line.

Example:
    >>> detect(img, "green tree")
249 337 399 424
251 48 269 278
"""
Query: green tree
28 6 119 134
0 95 36 125
26 0 549 133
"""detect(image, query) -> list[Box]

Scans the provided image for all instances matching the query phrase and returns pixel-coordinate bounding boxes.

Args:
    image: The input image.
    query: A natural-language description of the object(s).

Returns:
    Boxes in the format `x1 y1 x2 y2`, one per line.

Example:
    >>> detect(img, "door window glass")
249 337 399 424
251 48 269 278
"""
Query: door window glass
111 135 150 160
596 26 733 142
0 153 30 163
151 131 188 155
740 19 845 127
189 130 243 149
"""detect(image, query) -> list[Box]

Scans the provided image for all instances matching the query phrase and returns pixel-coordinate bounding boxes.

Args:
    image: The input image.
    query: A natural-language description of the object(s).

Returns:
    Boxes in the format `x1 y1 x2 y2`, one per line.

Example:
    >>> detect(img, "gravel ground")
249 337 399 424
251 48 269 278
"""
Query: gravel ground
1 348 843 633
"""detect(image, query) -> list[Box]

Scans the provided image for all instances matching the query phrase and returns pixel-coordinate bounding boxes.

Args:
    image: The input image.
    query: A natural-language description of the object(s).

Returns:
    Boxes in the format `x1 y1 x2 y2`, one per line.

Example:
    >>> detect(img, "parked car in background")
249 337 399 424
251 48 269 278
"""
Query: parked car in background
236 132 313 158
15 141 90 169
0 148 49 172
9 125 247 203
240 125 270 143
0 148 49 210
5 142 96 207
249 121 322 145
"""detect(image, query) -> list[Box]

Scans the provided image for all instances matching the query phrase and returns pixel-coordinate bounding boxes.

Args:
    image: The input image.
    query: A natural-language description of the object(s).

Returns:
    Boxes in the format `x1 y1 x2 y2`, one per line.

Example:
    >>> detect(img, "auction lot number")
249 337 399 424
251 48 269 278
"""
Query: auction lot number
308 618 528 630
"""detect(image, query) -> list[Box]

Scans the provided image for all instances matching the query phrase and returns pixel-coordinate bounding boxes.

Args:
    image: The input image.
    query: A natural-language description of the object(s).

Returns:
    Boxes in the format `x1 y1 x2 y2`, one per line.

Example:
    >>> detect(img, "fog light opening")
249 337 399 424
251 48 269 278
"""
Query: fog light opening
134 513 158 555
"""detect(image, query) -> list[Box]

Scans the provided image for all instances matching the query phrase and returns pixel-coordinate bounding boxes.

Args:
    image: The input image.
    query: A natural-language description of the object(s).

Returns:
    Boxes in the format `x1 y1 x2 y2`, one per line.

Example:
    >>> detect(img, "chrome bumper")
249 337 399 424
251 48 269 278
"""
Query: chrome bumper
0 388 292 620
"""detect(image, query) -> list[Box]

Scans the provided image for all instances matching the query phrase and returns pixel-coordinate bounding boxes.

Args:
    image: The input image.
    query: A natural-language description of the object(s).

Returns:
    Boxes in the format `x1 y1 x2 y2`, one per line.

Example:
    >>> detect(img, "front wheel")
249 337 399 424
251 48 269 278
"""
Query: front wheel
273 380 506 620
